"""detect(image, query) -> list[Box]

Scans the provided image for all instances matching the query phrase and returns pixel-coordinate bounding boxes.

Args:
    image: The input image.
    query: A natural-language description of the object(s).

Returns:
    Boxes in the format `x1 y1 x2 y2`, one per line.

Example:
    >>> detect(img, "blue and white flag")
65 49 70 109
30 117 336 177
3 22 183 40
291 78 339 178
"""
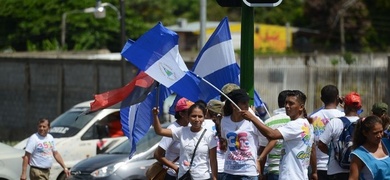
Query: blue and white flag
168 17 241 114
192 17 240 102
120 84 171 157
121 22 201 102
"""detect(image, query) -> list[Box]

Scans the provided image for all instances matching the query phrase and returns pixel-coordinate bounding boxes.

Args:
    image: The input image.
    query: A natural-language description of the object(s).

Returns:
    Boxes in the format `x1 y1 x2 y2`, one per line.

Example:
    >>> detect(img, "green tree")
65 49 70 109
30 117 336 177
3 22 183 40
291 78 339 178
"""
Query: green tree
362 0 390 51
303 0 371 52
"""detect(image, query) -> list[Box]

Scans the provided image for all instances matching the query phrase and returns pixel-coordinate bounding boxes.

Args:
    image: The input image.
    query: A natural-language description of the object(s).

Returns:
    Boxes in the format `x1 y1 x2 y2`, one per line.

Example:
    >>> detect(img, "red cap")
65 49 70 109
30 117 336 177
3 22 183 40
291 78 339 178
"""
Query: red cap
344 92 362 109
175 98 194 112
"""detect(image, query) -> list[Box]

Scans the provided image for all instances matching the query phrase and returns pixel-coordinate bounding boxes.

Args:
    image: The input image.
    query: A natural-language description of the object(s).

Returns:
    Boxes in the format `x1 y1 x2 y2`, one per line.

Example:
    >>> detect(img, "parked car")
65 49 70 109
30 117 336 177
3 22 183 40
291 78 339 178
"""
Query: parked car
14 100 127 180
68 123 169 179
0 142 28 180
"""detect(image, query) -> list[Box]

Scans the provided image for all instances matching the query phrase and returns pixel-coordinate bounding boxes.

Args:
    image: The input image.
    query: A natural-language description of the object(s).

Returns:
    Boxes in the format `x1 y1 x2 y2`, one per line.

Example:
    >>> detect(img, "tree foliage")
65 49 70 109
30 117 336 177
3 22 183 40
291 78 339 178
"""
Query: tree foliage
303 0 371 52
0 0 389 52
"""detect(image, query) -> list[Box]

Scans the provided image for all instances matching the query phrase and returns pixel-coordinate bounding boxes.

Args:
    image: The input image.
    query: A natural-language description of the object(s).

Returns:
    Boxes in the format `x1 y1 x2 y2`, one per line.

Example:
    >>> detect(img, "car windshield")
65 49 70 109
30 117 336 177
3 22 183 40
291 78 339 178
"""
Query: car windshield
49 108 97 138
108 125 167 155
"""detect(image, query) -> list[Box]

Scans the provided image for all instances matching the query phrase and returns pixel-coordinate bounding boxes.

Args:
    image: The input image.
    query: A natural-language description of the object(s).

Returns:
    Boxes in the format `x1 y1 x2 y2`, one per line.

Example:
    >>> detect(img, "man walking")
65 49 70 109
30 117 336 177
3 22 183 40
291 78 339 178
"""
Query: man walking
310 85 344 179
20 118 69 180
318 92 361 179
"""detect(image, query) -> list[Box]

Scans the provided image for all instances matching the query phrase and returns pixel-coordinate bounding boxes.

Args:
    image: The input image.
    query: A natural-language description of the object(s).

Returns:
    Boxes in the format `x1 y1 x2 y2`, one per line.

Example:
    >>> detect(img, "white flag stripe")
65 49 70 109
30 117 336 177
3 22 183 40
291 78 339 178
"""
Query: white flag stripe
193 40 236 77
145 45 186 87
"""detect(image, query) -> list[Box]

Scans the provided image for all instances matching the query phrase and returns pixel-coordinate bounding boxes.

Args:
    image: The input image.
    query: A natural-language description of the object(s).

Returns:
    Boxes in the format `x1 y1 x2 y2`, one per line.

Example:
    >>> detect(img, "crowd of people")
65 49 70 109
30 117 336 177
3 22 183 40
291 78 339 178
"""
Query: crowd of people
152 84 390 180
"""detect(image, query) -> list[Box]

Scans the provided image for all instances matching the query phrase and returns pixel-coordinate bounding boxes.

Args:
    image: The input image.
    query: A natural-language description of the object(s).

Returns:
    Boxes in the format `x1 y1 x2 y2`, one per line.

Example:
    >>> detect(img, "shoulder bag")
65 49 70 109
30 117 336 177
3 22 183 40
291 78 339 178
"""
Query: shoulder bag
146 156 179 180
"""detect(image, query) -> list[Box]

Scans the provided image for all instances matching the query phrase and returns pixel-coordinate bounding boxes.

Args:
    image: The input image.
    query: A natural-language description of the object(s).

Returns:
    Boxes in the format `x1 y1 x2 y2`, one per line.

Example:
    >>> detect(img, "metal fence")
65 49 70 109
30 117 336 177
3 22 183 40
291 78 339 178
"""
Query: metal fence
0 56 136 141
252 53 388 116
0 53 388 142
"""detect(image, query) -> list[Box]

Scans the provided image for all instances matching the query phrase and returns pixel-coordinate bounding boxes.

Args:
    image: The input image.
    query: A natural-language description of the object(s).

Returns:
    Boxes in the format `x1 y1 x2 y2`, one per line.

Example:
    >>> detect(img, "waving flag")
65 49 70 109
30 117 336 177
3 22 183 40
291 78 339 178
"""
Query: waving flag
169 17 241 114
90 71 155 112
120 84 171 157
168 17 265 114
121 22 201 102
192 17 240 101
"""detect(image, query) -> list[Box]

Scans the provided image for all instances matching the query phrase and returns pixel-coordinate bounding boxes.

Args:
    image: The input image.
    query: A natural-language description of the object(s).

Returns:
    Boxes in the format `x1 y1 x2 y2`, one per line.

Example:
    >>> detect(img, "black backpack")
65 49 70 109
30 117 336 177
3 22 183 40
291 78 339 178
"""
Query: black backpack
333 117 356 169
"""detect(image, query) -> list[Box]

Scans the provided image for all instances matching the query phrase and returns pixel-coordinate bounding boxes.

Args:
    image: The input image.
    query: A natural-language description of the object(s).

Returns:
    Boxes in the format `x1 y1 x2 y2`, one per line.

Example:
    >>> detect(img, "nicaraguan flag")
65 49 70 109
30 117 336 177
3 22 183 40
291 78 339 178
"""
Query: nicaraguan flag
169 17 240 114
121 22 201 102
120 84 171 157
192 17 240 101
169 17 265 114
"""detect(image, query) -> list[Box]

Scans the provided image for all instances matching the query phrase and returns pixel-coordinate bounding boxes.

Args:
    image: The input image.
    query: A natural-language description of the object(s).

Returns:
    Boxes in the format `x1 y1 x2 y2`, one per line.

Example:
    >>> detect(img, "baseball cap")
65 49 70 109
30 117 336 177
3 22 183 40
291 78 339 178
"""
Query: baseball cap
227 89 251 103
371 102 388 115
207 99 224 114
221 83 240 95
344 92 362 109
175 98 194 112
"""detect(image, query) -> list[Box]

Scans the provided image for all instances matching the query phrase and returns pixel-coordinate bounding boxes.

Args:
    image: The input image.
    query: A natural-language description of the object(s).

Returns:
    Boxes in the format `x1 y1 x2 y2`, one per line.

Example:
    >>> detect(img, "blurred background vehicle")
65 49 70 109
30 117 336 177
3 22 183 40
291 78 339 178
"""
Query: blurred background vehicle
14 100 127 180
68 123 169 179
0 142 29 180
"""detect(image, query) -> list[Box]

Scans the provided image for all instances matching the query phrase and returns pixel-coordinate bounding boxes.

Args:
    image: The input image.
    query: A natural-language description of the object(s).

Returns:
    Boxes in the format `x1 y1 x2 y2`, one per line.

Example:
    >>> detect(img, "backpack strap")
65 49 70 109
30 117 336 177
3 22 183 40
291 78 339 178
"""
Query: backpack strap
339 117 351 128
338 117 352 141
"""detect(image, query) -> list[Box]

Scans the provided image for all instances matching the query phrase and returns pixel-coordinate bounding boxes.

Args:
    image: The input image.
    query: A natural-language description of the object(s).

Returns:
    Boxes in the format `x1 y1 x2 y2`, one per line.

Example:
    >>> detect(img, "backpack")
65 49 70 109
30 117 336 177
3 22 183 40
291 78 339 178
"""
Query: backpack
334 117 356 169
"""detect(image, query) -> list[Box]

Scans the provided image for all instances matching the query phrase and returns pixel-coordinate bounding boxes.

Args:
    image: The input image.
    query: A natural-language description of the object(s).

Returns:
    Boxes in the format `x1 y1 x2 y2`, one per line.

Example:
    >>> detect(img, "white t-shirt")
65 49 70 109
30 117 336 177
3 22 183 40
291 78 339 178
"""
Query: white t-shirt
220 115 267 176
277 118 314 180
158 122 181 176
319 116 359 175
203 119 225 173
25 133 56 169
264 108 290 174
203 119 217 135
310 109 345 171
172 127 217 179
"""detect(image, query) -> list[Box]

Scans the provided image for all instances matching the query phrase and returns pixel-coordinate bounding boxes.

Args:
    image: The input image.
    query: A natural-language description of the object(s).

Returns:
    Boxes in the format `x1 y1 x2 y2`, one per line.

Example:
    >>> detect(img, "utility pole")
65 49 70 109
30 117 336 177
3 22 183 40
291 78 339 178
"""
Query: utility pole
240 4 255 102
120 0 126 86
200 0 207 49
216 0 282 104
340 10 345 55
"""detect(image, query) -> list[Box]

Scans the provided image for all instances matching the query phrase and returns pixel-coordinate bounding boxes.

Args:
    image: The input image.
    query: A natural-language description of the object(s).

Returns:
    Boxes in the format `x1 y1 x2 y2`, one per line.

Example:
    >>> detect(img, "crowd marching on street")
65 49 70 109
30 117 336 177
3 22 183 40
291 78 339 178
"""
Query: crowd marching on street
152 83 390 180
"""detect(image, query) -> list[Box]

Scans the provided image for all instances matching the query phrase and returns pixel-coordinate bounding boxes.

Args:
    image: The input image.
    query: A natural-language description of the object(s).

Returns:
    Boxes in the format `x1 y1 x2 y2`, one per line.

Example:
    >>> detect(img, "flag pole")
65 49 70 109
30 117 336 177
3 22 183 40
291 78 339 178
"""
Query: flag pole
155 82 160 108
198 77 241 111
262 104 272 118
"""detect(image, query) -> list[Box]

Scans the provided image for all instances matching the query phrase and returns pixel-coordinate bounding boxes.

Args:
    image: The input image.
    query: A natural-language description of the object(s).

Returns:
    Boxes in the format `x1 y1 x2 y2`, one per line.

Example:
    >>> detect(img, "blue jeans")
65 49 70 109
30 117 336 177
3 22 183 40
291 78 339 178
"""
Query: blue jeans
223 173 258 180
218 172 227 180
266 173 279 180
164 173 176 180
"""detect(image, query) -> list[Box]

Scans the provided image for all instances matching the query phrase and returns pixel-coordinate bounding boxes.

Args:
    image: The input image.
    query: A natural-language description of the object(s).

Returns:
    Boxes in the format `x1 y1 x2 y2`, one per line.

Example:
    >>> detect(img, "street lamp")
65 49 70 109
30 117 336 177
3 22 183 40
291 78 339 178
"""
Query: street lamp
61 0 121 48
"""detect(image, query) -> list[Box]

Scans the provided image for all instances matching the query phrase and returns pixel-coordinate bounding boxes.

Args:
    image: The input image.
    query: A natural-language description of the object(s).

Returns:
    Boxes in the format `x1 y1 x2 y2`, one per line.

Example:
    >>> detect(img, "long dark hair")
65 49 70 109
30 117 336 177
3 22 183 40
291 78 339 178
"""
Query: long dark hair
352 115 383 150
223 99 233 116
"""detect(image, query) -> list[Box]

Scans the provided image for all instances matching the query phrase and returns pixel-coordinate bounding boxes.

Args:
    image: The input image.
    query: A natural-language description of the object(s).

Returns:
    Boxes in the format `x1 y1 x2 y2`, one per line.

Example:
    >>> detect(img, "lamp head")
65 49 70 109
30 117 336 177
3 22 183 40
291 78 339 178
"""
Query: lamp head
94 0 106 18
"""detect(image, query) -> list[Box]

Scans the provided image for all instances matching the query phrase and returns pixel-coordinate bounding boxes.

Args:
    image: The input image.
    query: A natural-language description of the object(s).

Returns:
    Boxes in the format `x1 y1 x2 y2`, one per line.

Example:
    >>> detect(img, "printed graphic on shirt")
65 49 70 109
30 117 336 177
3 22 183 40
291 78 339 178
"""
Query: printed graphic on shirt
312 116 330 137
36 141 54 157
297 123 313 167
301 123 312 145
226 132 253 160
296 146 312 167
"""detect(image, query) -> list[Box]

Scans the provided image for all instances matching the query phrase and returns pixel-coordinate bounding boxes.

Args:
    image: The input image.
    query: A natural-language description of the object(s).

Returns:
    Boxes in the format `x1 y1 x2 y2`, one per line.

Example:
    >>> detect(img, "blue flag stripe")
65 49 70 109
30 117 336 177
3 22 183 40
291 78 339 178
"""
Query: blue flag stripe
121 22 178 71
193 17 232 68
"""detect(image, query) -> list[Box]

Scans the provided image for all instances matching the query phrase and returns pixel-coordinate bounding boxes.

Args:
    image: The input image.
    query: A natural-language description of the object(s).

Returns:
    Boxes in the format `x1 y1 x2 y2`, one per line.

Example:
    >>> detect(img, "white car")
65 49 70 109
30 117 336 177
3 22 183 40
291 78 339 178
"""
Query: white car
14 101 127 180
0 142 28 180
